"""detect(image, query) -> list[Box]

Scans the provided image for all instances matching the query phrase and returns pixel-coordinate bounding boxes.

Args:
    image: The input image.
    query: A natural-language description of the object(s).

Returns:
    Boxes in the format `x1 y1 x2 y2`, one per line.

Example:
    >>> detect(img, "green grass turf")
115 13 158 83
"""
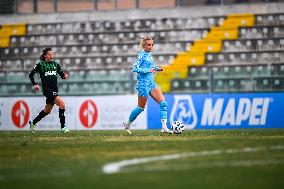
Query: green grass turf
0 129 283 189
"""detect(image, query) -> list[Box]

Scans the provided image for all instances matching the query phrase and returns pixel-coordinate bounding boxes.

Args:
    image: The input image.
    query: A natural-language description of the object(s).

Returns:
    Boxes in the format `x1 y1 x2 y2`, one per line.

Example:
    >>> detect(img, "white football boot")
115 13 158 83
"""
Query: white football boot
123 121 131 134
160 119 173 134
160 127 173 134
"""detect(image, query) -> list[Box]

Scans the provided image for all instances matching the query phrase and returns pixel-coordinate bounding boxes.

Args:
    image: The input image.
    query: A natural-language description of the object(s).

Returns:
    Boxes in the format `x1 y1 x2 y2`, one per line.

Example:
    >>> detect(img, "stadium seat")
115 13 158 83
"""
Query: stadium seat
1 12 284 96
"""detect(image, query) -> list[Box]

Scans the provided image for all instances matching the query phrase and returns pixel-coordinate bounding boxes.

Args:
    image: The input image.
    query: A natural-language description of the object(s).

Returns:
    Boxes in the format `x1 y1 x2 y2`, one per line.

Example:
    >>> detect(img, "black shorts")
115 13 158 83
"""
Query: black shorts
43 90 58 105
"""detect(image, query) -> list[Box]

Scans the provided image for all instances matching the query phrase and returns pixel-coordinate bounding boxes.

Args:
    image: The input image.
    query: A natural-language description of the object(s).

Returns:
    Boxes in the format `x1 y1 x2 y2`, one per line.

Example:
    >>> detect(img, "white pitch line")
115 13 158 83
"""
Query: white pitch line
102 145 284 174
135 159 284 173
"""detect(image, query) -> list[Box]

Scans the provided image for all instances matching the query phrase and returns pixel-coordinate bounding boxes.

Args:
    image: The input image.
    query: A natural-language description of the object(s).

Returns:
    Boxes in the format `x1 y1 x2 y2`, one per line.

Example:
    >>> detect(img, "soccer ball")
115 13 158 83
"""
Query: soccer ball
171 121 185 134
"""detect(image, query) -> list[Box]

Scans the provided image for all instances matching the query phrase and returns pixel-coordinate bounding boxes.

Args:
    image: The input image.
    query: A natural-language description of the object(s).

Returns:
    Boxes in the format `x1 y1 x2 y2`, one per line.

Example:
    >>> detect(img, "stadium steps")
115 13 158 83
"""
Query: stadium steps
156 13 255 92
0 23 26 48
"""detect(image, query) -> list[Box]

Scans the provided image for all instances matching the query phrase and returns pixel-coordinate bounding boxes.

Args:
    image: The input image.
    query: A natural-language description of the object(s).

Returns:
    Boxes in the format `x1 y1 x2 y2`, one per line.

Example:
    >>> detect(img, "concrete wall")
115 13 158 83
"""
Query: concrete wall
0 2 283 24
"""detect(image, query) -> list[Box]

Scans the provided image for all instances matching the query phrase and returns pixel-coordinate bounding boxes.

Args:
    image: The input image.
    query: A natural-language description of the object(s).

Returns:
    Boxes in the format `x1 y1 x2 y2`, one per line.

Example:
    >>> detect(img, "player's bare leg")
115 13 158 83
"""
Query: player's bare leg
44 103 54 113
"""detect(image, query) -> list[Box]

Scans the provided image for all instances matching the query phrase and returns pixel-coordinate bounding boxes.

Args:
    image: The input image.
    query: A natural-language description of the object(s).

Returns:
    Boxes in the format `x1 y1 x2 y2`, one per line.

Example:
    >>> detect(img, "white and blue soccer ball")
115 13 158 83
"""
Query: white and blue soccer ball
171 121 185 134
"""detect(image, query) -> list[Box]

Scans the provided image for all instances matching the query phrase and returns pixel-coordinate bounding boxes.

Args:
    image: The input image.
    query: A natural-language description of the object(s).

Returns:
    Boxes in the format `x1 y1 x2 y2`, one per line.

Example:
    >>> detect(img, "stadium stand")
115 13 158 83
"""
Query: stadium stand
0 1 283 96
170 13 284 93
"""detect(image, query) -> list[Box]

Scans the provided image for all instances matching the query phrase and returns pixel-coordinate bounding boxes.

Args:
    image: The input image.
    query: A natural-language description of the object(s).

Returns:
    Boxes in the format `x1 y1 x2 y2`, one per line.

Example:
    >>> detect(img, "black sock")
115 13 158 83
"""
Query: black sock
59 108 65 129
33 110 47 125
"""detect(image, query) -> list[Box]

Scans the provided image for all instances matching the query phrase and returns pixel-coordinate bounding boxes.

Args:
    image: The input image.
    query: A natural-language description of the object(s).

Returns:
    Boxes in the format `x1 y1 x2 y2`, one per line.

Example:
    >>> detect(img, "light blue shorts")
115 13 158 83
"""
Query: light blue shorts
136 82 157 97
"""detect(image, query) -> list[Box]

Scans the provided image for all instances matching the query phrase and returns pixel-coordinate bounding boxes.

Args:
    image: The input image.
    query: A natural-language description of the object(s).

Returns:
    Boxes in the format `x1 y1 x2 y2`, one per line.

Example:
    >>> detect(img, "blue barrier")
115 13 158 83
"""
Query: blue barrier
147 93 284 129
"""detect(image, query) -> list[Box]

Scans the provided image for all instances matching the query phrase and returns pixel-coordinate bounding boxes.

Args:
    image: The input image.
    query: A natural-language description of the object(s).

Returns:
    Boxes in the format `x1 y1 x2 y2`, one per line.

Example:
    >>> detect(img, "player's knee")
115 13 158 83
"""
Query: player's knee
44 110 51 115
59 102 65 109
59 105 65 109
159 100 167 110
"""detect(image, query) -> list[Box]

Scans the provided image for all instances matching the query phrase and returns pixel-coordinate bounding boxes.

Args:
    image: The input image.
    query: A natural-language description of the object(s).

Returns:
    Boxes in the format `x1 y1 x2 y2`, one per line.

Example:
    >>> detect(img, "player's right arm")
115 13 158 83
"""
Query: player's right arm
29 63 40 92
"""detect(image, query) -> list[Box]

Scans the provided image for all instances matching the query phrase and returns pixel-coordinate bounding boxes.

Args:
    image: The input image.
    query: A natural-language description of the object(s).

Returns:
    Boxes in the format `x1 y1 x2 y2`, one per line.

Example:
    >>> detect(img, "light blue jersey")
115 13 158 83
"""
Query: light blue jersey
133 50 160 97
126 50 169 128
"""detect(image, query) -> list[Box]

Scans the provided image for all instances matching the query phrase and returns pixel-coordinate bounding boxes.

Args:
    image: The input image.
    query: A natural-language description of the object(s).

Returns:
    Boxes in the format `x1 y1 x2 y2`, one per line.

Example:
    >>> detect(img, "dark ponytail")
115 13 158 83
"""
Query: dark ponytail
40 47 52 60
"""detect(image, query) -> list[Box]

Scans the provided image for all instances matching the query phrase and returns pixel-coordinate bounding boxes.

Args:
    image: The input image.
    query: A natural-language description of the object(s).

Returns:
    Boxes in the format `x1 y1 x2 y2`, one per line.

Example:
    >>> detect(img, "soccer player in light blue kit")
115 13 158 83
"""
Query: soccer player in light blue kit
123 36 173 134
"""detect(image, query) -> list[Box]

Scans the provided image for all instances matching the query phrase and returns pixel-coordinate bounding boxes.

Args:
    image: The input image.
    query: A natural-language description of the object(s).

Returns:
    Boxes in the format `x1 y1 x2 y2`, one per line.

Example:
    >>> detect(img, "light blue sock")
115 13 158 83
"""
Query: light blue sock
129 106 144 123
159 100 167 120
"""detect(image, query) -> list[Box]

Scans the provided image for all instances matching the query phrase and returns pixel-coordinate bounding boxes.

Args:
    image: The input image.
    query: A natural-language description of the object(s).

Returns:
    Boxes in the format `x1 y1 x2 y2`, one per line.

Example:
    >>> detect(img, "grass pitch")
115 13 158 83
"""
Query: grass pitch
0 129 283 189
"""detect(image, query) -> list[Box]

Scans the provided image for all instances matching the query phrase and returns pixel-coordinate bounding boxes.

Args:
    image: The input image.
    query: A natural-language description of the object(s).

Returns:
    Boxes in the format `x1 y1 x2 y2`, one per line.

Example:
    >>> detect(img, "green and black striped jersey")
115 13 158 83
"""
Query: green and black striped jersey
29 59 65 93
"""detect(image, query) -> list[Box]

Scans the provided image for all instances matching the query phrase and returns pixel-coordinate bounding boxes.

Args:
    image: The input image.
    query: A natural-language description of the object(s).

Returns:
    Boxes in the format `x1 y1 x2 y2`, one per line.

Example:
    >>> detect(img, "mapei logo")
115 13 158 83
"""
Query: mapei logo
79 100 98 128
11 100 30 128
170 95 197 129
201 97 271 126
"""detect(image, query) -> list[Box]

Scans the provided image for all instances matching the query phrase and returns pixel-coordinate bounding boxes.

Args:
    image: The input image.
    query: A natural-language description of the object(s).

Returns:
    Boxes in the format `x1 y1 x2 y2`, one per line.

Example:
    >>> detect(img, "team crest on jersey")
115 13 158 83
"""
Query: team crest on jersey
170 95 197 129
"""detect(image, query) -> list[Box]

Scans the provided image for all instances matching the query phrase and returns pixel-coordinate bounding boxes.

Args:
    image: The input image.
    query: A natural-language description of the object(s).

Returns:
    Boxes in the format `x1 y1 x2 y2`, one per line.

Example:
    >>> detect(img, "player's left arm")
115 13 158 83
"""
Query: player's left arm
56 61 68 79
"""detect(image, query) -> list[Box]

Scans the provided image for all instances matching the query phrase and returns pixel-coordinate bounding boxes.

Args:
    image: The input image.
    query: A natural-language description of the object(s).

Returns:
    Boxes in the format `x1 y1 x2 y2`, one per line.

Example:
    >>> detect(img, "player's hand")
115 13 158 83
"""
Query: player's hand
150 68 156 73
63 73 68 79
33 85 39 92
155 67 164 72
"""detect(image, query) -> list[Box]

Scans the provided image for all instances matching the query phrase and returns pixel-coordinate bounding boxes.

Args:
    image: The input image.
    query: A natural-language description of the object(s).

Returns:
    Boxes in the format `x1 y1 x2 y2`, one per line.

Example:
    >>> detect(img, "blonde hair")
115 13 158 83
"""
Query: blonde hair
139 36 153 49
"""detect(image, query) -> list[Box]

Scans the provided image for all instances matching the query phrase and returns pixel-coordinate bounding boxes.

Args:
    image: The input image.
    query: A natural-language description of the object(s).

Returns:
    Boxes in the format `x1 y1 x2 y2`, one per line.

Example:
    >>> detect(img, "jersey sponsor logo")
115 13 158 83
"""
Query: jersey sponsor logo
45 71 56 76
170 95 197 129
11 100 30 128
79 100 98 128
201 98 271 126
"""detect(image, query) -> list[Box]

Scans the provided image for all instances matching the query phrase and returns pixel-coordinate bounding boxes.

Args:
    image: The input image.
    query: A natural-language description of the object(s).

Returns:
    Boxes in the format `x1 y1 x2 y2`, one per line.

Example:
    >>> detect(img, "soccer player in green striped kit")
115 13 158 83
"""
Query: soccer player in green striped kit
28 48 70 133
